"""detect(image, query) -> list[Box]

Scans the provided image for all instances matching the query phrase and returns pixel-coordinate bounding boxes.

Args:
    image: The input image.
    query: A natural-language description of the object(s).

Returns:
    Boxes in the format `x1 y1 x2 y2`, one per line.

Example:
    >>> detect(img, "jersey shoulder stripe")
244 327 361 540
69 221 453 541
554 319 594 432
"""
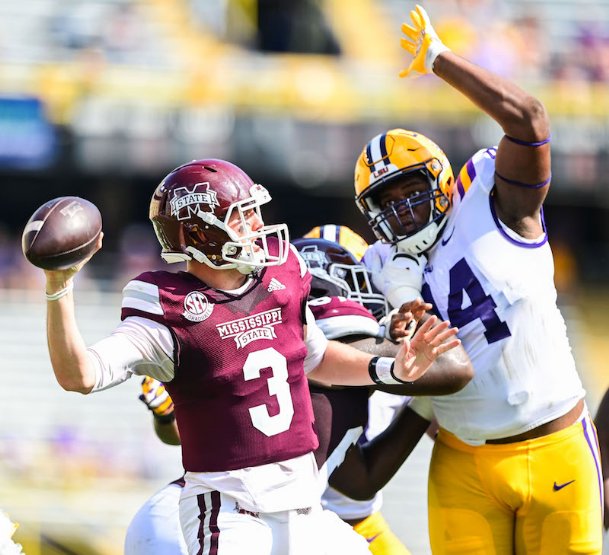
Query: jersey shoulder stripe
453 146 498 203
122 278 163 315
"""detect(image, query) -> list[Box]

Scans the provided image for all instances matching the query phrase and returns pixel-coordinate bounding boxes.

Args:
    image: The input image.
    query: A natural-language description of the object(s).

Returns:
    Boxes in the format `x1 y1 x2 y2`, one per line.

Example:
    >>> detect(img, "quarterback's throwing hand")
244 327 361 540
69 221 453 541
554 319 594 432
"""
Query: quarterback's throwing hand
394 316 460 382
399 4 450 78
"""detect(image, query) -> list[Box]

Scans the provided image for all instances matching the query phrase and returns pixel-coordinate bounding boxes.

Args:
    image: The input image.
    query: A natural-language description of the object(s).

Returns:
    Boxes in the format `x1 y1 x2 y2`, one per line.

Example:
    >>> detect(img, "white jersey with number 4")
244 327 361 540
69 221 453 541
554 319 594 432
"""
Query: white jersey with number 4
377 147 584 444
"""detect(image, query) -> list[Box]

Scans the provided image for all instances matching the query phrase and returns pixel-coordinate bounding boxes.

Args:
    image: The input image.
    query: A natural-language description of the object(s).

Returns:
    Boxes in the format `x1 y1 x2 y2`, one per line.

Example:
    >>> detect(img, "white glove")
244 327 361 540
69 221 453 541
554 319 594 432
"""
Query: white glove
399 4 450 78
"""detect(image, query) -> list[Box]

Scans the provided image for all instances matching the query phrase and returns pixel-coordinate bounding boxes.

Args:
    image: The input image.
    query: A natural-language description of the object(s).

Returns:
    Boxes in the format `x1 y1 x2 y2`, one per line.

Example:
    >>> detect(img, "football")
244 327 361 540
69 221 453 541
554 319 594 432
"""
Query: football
22 196 102 270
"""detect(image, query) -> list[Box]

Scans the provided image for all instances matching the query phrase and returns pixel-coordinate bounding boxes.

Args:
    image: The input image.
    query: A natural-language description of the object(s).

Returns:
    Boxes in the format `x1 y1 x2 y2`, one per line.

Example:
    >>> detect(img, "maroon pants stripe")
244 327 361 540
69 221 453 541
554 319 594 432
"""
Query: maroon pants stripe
196 491 222 555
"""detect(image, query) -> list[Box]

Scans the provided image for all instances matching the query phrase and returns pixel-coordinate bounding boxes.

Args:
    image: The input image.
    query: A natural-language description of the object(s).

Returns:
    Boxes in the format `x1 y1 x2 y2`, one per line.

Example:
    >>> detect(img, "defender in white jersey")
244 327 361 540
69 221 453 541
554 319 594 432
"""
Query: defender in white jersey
34 158 460 555
354 5 603 554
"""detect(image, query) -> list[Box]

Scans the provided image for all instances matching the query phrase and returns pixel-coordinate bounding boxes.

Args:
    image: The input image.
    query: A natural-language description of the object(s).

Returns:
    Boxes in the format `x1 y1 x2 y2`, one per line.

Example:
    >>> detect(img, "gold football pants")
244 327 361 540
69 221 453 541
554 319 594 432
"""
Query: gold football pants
428 414 603 554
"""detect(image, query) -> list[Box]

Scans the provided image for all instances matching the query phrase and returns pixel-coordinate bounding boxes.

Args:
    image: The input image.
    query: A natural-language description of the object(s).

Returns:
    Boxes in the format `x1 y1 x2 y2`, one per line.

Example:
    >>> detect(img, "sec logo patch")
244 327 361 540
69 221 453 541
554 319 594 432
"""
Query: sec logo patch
182 291 214 322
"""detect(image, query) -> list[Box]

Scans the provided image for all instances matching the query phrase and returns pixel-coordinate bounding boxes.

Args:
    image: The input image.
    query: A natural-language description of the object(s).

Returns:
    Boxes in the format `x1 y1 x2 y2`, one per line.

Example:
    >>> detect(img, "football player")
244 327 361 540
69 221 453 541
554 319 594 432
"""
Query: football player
125 236 472 555
298 236 470 555
355 5 603 553
37 159 460 554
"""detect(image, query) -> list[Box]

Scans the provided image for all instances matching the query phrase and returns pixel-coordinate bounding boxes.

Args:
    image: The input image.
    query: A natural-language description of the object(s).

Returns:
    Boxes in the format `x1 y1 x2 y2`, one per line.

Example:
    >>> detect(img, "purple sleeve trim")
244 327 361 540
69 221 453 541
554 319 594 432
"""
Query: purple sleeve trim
489 191 547 249
582 416 605 515
495 171 551 190
504 134 551 147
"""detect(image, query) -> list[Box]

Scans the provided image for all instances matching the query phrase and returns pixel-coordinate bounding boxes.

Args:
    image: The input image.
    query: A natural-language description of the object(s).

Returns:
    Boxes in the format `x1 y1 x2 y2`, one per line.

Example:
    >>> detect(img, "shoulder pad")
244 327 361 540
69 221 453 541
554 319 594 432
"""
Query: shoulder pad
308 296 379 339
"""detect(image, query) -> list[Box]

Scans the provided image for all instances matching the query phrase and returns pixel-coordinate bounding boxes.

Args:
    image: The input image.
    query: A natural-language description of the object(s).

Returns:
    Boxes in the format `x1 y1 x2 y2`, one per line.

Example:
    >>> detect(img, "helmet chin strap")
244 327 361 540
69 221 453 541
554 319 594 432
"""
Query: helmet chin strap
396 217 447 255
191 209 261 273
234 247 264 275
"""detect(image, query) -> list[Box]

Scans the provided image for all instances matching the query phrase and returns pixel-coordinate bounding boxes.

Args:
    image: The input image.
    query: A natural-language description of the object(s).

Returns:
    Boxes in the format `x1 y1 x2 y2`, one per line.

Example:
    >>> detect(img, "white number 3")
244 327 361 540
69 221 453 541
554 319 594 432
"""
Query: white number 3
243 347 294 437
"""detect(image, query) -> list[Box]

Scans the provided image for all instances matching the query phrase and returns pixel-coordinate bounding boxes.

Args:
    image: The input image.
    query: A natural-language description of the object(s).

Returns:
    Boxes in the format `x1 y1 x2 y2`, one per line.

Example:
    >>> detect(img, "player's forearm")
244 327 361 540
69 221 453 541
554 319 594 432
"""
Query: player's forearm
347 335 472 395
307 340 375 387
46 294 96 393
378 346 472 396
433 52 549 141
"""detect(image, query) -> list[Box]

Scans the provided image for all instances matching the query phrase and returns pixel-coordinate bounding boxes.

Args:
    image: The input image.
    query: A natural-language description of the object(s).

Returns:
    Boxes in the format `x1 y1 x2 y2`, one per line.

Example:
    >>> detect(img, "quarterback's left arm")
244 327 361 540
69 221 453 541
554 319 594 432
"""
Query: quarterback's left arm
307 316 460 386
400 4 550 234
328 403 431 500
342 332 472 395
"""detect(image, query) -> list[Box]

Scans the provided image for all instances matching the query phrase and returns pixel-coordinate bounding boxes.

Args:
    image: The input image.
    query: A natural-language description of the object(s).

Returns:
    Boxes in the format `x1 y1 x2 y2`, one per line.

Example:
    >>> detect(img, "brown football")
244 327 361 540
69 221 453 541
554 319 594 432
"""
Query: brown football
22 196 102 270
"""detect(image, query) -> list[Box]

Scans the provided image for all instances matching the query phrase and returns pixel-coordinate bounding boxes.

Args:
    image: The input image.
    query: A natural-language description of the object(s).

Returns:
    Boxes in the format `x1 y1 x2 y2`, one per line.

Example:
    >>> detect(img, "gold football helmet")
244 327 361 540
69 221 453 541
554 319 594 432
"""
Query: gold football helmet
354 129 453 254
304 224 369 261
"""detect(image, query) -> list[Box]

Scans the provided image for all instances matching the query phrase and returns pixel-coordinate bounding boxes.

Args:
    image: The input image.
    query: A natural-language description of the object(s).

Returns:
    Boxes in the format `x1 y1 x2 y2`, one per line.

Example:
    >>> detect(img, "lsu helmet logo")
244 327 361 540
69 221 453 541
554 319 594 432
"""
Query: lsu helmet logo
372 166 389 179
170 183 219 221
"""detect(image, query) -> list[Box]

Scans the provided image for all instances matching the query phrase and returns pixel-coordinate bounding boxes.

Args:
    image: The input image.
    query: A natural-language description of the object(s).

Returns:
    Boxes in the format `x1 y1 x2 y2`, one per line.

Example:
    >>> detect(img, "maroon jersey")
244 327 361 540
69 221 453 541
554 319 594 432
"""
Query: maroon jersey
309 384 370 471
122 240 318 471
306 297 376 471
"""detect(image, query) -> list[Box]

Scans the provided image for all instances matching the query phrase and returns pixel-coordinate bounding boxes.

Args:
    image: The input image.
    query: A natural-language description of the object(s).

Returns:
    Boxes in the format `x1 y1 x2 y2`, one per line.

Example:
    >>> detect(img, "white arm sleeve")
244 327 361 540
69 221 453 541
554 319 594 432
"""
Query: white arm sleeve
87 316 175 392
303 306 329 374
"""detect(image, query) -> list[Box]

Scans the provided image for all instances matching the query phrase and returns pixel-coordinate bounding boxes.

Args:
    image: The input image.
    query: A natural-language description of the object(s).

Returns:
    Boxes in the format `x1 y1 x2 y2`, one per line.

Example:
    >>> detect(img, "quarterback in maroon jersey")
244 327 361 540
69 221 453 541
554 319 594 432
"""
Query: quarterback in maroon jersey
37 159 460 554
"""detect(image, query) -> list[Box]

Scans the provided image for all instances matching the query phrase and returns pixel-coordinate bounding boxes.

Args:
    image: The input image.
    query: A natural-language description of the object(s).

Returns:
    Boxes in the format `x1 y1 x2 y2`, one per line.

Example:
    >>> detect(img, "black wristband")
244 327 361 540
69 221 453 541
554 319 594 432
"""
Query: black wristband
369 356 408 385
368 356 383 385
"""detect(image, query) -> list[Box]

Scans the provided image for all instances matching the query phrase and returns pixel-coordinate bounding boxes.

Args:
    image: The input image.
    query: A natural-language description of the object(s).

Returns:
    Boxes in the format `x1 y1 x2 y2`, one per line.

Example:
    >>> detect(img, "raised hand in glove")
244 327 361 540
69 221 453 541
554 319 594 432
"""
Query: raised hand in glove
139 376 175 424
399 4 450 78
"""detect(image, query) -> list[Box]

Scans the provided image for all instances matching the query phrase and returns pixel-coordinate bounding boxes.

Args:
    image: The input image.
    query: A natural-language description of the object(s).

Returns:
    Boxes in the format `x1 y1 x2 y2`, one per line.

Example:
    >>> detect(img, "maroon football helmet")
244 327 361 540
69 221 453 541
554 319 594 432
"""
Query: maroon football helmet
149 159 289 273
292 237 388 319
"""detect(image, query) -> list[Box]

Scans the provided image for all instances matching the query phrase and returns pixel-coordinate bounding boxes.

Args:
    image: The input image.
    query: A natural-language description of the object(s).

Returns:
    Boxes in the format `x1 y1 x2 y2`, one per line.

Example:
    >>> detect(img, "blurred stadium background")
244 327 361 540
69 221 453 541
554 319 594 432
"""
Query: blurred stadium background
2 0 609 552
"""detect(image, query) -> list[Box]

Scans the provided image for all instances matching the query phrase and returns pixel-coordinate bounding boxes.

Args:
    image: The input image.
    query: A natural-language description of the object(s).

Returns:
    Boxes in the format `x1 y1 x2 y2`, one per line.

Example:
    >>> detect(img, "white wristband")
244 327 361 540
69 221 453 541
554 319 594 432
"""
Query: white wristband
369 356 409 385
427 42 450 72
46 282 74 301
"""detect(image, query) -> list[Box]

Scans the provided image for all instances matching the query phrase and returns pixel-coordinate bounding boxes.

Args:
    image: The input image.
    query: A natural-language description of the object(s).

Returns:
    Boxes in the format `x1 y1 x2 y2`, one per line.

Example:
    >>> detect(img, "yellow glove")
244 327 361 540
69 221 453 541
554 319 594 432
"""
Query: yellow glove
399 4 450 78
139 376 175 423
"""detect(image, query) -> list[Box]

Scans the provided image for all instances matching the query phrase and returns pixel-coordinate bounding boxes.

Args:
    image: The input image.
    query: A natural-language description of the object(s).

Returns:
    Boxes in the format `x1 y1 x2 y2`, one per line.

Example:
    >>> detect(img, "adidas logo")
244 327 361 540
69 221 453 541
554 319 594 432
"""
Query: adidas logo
268 278 286 292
